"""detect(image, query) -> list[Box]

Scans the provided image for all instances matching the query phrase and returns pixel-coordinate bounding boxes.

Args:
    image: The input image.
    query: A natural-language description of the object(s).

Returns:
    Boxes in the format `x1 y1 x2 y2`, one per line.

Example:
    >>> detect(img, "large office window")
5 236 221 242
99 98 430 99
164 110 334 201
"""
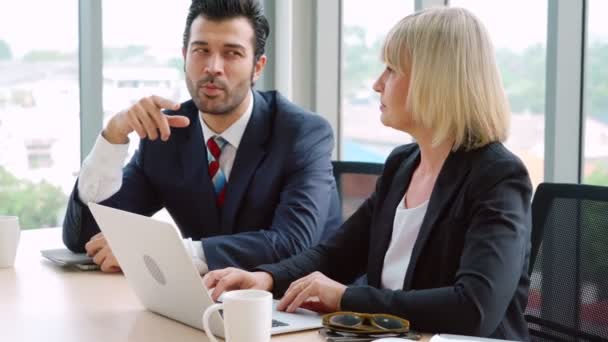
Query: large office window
0 1 79 229
102 1 191 222
340 0 415 162
451 0 548 189
584 0 608 186
102 0 191 159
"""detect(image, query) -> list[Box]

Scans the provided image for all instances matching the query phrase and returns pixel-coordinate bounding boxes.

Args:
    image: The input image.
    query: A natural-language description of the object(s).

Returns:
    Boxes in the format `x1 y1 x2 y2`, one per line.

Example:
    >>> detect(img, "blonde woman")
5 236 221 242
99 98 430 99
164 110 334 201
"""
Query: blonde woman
203 7 532 340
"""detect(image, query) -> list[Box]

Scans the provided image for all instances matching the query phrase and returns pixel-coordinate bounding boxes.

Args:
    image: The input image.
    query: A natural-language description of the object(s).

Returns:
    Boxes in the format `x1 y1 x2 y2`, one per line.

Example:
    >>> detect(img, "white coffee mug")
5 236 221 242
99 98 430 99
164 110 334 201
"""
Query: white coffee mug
0 216 20 268
202 289 272 342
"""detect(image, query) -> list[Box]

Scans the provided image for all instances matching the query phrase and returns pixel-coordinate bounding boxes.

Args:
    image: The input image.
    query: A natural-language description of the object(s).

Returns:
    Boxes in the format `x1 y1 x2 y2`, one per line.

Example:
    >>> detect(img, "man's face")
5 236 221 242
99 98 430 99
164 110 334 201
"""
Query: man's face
183 16 266 116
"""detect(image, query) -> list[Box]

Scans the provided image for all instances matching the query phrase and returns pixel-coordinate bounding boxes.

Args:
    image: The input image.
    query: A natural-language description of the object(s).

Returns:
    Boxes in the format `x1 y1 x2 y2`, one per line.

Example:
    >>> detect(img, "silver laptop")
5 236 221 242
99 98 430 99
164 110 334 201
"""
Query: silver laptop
88 203 322 338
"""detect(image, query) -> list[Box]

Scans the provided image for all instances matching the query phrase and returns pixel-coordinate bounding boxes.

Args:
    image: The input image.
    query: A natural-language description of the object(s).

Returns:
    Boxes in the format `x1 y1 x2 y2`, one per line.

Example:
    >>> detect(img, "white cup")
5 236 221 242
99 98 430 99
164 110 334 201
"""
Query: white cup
203 289 272 342
0 216 20 268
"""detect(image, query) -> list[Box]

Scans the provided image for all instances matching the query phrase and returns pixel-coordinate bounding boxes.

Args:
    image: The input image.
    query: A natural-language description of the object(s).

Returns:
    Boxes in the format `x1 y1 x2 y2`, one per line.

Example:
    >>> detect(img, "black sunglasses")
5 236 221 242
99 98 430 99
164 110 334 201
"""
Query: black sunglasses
322 311 410 334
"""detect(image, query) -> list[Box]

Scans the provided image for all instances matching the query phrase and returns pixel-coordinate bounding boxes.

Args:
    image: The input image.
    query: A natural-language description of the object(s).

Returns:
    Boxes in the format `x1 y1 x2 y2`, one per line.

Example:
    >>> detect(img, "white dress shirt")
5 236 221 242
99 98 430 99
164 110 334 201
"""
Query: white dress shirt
77 90 254 273
381 196 429 290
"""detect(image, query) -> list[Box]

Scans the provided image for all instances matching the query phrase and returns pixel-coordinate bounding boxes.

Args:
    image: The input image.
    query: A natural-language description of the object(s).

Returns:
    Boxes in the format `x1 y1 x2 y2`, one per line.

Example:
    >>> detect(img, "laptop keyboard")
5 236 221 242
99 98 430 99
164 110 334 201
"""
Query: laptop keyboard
272 319 289 328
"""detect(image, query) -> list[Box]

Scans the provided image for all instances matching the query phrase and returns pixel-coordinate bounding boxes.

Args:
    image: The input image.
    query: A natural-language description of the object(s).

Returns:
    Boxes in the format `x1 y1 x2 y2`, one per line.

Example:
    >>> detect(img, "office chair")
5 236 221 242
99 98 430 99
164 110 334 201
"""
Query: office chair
526 182 608 341
331 161 383 220
331 161 383 286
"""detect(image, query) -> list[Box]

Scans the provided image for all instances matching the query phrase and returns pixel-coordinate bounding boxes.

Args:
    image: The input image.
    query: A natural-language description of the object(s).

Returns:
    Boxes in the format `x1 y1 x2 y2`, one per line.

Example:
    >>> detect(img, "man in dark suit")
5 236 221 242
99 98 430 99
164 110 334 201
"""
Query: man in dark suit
62 0 340 273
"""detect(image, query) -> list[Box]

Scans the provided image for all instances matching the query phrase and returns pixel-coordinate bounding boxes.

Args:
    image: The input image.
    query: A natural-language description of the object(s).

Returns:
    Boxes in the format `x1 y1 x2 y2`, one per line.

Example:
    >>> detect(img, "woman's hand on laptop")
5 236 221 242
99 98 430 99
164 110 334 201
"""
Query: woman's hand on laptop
85 233 122 273
203 268 274 301
276 272 346 314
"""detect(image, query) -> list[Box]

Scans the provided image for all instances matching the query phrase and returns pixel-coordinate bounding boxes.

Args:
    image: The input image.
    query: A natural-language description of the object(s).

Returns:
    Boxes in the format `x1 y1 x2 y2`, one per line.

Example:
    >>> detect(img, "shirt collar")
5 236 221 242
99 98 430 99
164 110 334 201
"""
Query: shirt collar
200 89 254 149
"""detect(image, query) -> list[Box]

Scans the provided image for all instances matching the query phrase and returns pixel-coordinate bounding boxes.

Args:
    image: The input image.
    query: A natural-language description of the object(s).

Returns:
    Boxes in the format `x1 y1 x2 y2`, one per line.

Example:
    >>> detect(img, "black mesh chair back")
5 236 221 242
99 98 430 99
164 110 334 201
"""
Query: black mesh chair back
332 161 383 220
526 182 608 341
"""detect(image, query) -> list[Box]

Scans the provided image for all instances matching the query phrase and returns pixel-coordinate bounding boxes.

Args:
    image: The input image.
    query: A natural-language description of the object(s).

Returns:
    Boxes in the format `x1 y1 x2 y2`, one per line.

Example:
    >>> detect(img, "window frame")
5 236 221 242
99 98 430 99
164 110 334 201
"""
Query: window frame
77 0 590 184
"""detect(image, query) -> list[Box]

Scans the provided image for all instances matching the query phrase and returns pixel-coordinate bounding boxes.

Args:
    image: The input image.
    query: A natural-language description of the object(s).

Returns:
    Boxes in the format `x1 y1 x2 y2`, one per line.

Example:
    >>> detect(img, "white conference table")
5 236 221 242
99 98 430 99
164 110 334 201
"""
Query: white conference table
0 228 430 342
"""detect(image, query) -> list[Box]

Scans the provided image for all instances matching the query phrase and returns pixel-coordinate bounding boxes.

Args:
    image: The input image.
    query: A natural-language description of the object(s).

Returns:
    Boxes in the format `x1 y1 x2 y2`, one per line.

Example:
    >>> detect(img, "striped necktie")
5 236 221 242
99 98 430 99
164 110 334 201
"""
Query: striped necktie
206 136 228 208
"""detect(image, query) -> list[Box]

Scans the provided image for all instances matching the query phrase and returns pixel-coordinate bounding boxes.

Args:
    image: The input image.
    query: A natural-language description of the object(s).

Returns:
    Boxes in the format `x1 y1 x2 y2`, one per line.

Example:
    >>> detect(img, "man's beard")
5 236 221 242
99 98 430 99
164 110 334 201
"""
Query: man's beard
186 73 253 116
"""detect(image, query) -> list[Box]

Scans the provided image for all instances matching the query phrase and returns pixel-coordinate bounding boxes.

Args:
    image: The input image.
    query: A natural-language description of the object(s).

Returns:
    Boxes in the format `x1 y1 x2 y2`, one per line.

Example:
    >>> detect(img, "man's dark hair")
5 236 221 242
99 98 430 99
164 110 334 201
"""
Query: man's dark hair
183 0 270 61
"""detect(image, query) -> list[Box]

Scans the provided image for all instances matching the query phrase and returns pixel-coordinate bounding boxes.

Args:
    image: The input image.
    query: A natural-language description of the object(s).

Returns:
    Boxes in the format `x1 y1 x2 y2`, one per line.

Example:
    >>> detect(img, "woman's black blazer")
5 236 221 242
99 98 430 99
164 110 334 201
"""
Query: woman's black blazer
259 142 532 341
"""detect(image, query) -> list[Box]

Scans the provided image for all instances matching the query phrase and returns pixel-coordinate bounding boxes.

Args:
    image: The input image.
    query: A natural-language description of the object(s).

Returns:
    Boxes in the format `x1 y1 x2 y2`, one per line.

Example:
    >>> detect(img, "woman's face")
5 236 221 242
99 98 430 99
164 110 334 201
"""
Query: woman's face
372 64 414 133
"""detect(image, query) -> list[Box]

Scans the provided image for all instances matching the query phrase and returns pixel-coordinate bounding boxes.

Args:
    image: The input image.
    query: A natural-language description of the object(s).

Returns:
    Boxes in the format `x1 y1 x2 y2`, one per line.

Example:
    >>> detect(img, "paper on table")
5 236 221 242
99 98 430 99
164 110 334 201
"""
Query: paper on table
41 248 95 266
429 334 519 342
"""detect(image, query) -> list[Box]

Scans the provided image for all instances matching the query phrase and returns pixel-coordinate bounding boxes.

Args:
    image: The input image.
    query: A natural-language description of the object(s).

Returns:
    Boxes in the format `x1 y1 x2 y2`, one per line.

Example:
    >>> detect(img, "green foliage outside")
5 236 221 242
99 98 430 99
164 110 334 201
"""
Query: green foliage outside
103 45 150 64
342 26 384 100
495 44 546 114
9 26 608 122
168 57 185 79
0 39 12 60
343 25 608 122
2 28 608 227
3 28 608 121
22 50 75 62
0 166 67 230
587 41 608 122
586 165 608 186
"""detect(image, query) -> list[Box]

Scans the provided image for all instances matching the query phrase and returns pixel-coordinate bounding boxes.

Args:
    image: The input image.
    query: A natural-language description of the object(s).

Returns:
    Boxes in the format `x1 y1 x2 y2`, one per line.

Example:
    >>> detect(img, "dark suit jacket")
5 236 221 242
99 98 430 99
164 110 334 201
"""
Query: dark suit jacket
258 142 532 341
63 90 341 270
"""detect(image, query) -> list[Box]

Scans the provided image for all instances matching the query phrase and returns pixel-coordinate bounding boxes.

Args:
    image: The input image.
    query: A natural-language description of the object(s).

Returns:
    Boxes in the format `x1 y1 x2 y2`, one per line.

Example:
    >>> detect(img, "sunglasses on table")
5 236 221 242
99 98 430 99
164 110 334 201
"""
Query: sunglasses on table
322 311 410 334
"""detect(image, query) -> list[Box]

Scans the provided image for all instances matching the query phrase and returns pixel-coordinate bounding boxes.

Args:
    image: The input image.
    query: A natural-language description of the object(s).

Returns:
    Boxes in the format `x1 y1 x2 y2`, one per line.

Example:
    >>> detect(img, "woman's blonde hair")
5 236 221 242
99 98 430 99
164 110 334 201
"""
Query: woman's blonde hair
382 7 509 150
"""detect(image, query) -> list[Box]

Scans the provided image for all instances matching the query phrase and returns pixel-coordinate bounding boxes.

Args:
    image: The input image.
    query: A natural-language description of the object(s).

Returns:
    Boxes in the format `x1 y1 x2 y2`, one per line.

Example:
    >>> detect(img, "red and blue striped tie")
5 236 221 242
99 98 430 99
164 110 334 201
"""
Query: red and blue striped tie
206 136 228 208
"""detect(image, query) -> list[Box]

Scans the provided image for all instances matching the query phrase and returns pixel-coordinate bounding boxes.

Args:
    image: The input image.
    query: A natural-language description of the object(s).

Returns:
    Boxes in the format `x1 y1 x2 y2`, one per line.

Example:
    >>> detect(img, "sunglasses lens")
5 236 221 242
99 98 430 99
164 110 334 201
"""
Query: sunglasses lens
372 316 404 330
329 314 363 327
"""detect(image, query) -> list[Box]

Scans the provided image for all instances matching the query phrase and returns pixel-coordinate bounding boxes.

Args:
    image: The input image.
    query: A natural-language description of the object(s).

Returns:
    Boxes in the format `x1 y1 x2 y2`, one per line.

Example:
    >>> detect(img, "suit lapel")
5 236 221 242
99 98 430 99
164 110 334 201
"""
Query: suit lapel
367 149 420 288
220 91 270 234
401 149 471 289
176 100 221 234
